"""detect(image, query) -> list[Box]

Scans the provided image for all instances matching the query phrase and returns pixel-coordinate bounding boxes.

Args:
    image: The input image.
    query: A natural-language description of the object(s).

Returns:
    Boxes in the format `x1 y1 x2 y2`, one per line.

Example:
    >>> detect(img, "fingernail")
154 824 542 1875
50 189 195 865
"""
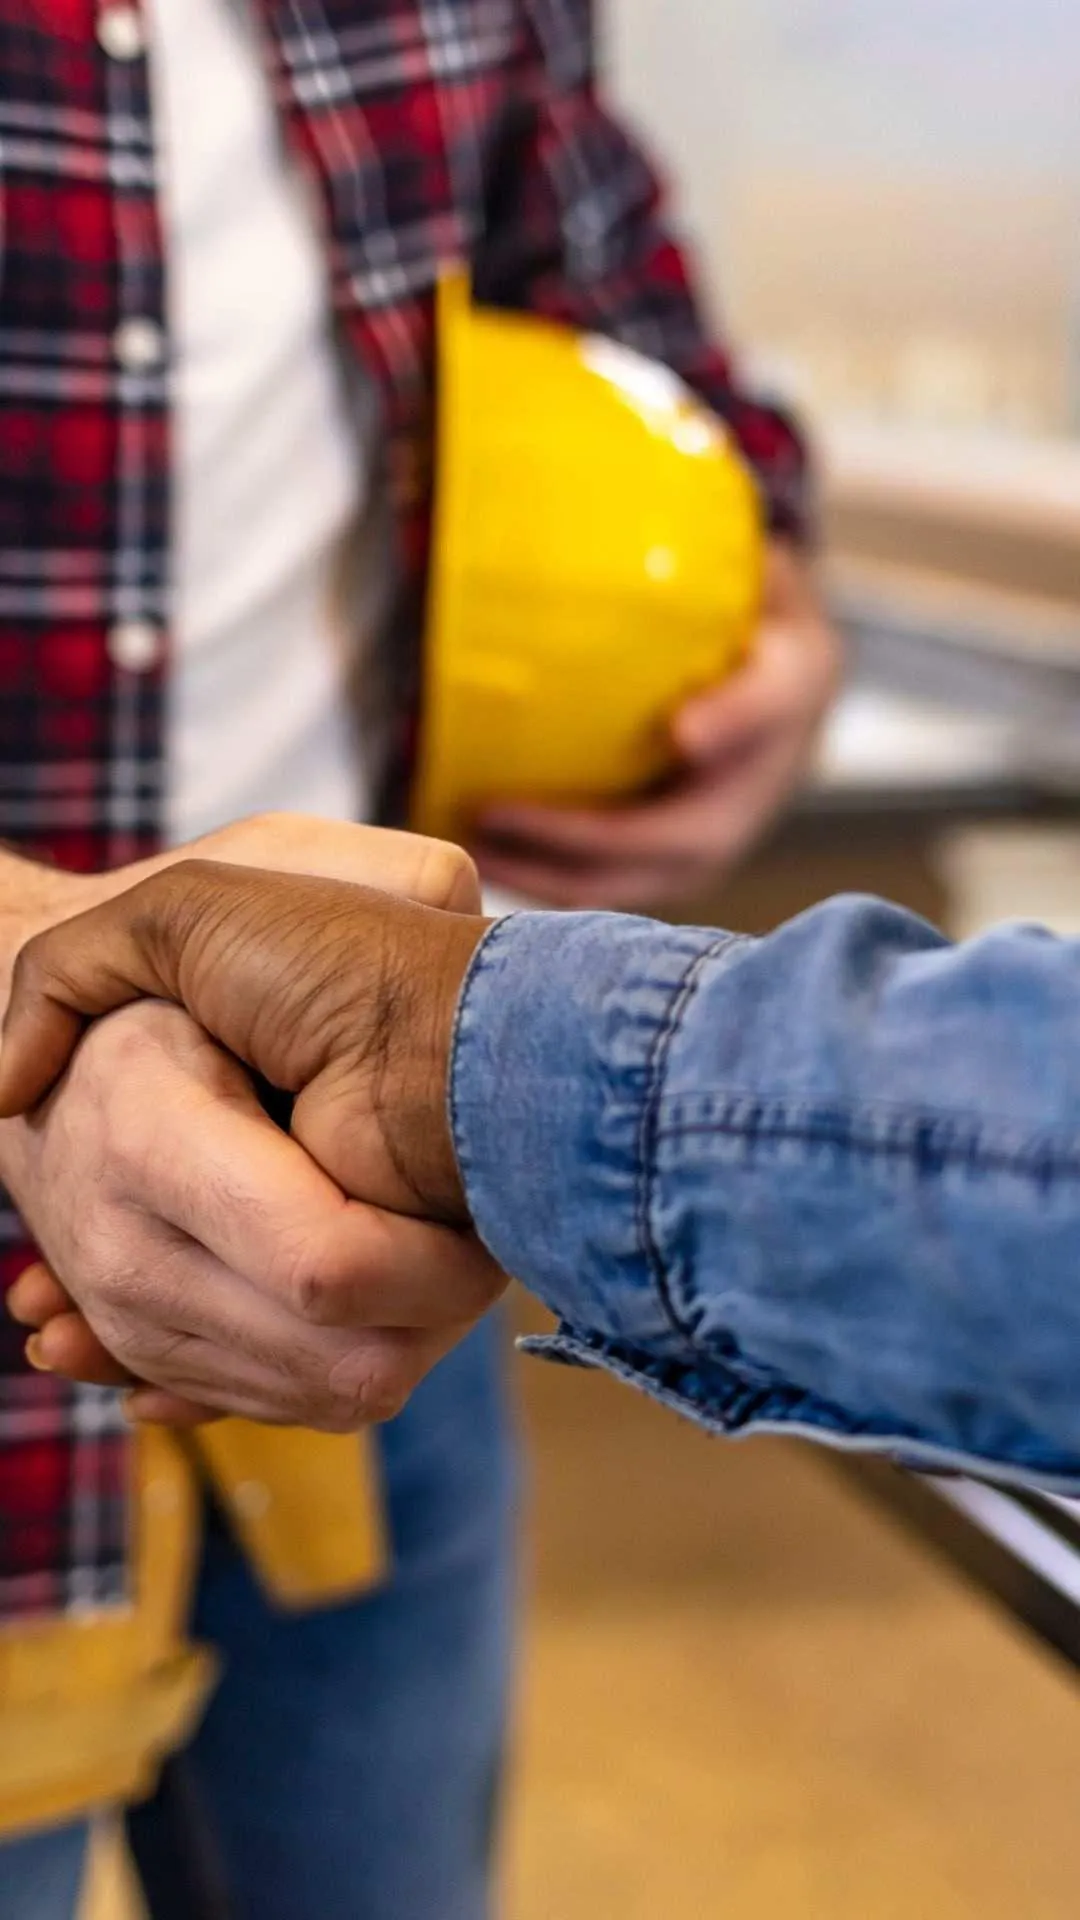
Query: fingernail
25 1335 52 1373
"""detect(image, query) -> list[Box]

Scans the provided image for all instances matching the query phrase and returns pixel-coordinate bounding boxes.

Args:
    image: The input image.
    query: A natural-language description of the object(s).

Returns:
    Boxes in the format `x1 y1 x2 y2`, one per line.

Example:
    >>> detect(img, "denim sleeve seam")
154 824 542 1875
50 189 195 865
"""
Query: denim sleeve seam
636 933 750 1344
651 1087 1080 1190
446 915 517 1207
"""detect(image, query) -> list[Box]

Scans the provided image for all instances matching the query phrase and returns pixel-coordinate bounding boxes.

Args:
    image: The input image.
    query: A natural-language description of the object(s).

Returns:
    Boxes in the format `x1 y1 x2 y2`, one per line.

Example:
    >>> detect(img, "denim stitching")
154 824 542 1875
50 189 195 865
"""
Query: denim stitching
518 1331 1080 1492
446 916 516 1208
635 935 743 1343
656 1106 1080 1190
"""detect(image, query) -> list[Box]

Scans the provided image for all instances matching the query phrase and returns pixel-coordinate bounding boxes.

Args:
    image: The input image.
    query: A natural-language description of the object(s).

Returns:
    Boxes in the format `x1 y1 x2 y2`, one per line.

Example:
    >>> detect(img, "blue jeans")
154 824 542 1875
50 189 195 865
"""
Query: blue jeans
1 1823 88 1917
3 1317 517 1920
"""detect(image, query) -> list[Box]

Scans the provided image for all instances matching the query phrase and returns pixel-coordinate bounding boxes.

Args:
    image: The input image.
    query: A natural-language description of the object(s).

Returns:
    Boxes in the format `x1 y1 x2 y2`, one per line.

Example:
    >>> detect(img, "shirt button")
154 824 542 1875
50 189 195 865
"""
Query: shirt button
107 620 162 673
114 317 166 372
97 6 146 61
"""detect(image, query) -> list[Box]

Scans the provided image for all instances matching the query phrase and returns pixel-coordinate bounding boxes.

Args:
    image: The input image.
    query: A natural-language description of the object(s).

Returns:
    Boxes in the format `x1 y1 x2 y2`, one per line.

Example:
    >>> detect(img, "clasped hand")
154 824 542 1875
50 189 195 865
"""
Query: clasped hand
1 827 503 1430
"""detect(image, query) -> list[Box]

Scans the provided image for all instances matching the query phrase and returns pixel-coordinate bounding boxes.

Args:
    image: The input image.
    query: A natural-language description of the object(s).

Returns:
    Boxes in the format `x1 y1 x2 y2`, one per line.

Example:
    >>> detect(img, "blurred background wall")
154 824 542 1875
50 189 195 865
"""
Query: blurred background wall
610 0 1080 437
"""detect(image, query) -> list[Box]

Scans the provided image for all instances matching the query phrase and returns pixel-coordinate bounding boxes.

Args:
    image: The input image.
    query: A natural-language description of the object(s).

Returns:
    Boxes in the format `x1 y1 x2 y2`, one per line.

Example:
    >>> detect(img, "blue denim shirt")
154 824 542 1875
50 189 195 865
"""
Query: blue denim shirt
449 900 1080 1494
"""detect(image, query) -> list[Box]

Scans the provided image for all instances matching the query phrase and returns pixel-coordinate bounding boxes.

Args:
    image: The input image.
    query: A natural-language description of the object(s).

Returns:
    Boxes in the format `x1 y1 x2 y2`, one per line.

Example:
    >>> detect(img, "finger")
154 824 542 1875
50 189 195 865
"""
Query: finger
676 601 841 768
124 820 482 916
30 1312 135 1387
123 1390 223 1428
698 736 814 860
476 775 755 869
127 1066 480 1321
0 862 454 1119
674 646 791 765
264 1165 508 1330
0 891 172 1114
11 1270 215 1411
91 1205 498 1410
107 1031 497 1321
125 1323 454 1431
7 1261 73 1329
11 1024 479 1341
0 859 321 1115
0 862 281 1114
78 1260 354 1420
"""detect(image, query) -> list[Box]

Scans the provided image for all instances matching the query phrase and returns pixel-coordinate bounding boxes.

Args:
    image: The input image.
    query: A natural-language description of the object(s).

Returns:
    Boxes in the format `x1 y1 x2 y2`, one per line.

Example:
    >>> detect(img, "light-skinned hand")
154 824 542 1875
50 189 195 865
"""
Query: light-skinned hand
1 862 500 1428
471 543 841 910
0 823 504 1429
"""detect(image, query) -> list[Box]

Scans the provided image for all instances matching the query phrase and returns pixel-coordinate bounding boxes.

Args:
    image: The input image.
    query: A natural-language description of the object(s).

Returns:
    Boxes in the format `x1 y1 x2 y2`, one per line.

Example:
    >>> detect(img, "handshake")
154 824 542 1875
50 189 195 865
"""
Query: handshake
0 820 506 1430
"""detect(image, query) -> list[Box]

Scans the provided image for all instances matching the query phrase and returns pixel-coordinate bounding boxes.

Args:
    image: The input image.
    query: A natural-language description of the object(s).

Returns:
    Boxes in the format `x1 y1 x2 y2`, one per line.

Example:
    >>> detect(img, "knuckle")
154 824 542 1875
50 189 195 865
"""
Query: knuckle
146 859 223 928
324 1346 410 1430
76 1001 166 1083
89 1300 142 1368
229 810 287 844
286 1252 348 1329
158 855 212 888
277 1217 372 1329
213 811 296 864
416 838 480 913
9 931 54 1003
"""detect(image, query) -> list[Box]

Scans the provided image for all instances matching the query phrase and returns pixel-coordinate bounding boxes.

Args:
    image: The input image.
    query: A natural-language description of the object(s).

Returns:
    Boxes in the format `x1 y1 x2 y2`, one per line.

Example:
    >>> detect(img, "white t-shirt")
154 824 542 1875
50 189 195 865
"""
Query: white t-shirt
145 0 377 846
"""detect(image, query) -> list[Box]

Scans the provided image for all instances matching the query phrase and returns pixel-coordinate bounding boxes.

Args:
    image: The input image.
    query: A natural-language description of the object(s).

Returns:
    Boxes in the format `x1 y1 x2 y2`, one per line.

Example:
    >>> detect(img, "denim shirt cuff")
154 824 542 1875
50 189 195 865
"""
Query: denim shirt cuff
449 911 737 1356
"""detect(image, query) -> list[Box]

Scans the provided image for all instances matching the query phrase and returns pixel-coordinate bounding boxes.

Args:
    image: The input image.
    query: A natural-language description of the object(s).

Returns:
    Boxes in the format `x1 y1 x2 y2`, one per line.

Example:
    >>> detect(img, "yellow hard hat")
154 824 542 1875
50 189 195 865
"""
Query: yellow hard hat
412 276 765 841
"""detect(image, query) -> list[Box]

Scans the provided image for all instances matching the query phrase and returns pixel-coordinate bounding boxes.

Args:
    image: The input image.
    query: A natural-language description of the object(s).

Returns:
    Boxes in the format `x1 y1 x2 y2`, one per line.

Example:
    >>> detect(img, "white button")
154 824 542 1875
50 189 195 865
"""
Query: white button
114 317 166 372
108 620 162 673
234 1481 272 1522
97 6 146 61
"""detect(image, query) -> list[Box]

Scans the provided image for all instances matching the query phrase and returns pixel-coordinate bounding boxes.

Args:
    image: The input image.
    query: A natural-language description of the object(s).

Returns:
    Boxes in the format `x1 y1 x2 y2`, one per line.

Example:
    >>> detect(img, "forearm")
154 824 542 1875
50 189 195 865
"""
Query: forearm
451 903 1080 1481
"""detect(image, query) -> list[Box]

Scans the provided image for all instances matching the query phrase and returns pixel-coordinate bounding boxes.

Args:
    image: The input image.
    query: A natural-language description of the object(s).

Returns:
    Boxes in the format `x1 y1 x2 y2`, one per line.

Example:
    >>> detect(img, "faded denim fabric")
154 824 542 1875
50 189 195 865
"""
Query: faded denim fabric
451 902 1080 1493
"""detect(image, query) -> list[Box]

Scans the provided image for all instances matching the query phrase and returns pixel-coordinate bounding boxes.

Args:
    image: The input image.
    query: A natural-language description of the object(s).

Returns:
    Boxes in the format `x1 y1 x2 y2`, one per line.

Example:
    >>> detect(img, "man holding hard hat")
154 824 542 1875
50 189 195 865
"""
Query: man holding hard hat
0 1 837 1913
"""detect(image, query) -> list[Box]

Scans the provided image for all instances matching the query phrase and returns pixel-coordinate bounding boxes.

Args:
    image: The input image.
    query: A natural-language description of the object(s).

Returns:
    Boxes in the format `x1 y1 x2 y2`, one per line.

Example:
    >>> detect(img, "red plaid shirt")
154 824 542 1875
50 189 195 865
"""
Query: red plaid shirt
0 0 808 1621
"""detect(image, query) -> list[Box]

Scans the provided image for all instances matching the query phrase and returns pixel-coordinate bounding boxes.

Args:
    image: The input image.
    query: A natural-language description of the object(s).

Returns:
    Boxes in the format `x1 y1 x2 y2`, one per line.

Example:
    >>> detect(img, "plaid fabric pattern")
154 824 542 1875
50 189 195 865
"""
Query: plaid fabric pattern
0 0 809 1622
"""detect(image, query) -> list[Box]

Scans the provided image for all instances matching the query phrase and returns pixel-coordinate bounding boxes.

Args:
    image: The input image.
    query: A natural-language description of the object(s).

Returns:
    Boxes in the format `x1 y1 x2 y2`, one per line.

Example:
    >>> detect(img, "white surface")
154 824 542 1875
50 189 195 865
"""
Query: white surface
815 687 1022 794
934 1480 1080 1610
147 0 377 845
481 886 540 920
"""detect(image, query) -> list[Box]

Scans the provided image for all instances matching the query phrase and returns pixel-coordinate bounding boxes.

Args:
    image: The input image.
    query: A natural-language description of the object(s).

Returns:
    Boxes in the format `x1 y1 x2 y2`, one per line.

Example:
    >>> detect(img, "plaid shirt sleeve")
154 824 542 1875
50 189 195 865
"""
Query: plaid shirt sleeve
472 0 813 544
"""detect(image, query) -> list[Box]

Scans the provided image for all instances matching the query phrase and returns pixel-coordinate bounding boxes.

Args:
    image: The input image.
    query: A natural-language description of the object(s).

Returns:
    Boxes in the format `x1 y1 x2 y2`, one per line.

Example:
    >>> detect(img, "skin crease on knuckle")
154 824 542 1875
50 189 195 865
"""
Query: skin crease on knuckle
283 1228 368 1331
324 1335 416 1431
282 1203 405 1333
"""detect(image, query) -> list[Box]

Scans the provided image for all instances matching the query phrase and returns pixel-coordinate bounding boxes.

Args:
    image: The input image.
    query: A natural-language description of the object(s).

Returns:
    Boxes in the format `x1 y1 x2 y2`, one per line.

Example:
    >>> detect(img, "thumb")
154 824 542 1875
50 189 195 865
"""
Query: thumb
0 878 179 1116
0 860 423 1122
673 664 771 767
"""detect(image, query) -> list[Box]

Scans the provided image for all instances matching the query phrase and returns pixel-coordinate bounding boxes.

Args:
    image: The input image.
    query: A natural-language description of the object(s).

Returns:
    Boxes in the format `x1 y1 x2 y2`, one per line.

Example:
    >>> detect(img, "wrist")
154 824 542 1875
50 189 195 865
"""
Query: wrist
386 912 492 1227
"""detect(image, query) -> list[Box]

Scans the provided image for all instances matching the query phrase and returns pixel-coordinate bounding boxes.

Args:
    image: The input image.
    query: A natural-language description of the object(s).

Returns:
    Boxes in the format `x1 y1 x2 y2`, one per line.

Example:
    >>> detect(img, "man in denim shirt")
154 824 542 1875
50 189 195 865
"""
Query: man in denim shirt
7 843 1080 1496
